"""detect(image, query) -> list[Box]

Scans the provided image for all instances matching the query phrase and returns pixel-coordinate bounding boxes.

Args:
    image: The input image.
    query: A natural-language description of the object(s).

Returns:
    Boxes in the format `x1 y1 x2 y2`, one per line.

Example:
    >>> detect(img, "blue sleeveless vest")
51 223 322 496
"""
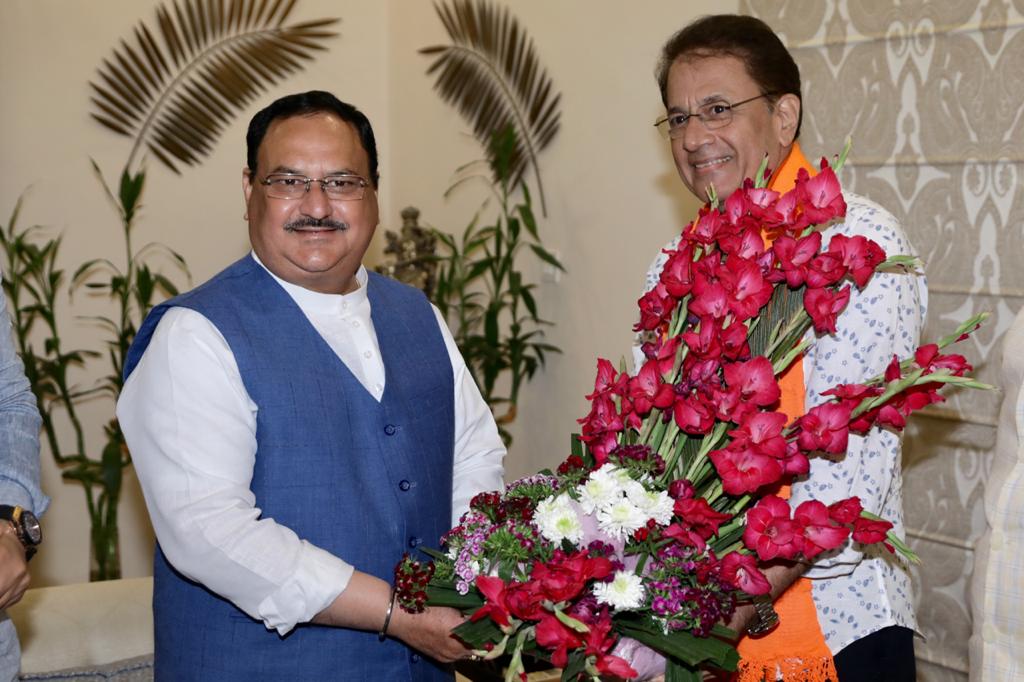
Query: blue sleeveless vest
124 256 455 681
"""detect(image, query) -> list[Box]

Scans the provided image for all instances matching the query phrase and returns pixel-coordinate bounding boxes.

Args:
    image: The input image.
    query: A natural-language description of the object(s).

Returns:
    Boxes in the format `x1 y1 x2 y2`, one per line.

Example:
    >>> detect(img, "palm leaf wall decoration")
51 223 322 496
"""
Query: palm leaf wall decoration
420 0 561 214
90 0 339 173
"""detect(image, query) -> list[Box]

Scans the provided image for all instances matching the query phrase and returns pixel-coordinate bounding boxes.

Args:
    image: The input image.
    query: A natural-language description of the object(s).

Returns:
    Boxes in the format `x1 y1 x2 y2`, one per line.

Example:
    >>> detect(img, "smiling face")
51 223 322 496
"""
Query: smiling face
243 112 378 294
664 54 799 201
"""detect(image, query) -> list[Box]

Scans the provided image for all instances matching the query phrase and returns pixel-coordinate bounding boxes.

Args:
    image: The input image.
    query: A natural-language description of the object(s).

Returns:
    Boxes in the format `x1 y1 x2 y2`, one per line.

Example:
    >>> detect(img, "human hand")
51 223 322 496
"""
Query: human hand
723 602 757 639
0 525 29 610
389 605 473 663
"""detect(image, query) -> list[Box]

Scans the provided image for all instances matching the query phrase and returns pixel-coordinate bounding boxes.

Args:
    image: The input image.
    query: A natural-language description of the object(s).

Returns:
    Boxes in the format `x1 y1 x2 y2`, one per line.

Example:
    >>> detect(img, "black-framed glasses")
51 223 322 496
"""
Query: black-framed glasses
654 93 775 139
257 173 369 201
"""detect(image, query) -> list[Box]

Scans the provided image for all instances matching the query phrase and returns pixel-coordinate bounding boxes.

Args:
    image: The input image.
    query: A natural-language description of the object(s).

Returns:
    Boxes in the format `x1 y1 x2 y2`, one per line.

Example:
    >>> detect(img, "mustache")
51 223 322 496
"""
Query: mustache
284 217 348 231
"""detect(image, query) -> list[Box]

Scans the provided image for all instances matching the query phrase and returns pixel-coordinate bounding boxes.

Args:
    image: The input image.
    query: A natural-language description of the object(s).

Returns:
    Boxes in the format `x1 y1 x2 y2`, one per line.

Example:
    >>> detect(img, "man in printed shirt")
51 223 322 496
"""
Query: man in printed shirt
118 91 505 681
636 15 926 681
0 278 47 682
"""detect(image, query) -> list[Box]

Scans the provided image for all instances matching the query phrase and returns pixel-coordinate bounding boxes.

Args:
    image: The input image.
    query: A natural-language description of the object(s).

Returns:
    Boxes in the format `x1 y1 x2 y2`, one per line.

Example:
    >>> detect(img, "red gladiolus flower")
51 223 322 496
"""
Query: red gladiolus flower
709 445 785 495
723 356 781 407
826 234 886 289
805 252 847 289
828 497 863 524
635 283 676 332
682 317 724 361
804 285 851 334
580 615 639 679
794 500 851 559
796 402 853 454
720 552 771 595
531 550 613 603
729 411 789 459
720 320 751 360
724 255 774 321
690 257 731 319
674 497 733 540
720 225 767 260
660 242 696 297
782 449 810 477
771 231 822 288
915 344 972 376
668 479 696 500
628 360 676 416
690 206 732 245
885 354 902 382
535 613 583 669
472 575 512 627
673 392 716 435
852 516 894 546
796 162 847 225
773 187 809 234
504 581 545 621
578 395 624 465
586 358 628 399
709 385 757 425
596 653 638 680
641 334 682 376
743 495 803 560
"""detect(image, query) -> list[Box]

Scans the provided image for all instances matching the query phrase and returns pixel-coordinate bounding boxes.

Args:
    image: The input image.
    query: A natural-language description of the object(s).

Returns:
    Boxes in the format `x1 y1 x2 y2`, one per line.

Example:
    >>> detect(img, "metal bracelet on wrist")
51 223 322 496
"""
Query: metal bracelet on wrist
745 594 780 637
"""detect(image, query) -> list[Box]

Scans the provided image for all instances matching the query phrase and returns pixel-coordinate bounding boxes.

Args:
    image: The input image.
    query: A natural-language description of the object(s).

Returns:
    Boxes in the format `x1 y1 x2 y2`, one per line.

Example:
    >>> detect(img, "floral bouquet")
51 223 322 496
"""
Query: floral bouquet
394 148 990 681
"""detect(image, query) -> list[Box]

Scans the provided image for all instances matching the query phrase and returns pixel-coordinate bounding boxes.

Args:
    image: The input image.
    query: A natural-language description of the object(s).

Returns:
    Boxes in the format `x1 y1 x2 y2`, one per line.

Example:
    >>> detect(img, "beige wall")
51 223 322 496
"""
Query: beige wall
0 0 729 587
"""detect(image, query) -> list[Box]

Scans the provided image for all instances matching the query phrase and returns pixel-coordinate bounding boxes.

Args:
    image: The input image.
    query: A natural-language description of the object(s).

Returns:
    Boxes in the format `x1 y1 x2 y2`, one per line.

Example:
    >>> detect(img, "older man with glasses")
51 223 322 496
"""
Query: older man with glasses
118 90 505 681
634 15 926 682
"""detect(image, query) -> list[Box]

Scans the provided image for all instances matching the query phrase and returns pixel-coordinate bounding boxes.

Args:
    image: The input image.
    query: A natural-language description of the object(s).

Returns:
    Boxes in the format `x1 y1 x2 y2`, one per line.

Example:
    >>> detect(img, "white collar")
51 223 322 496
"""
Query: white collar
250 251 368 316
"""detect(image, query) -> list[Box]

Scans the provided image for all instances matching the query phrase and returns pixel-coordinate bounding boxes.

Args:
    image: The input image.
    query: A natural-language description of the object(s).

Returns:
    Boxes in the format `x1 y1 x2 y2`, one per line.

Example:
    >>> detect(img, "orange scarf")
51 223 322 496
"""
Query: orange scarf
733 143 837 682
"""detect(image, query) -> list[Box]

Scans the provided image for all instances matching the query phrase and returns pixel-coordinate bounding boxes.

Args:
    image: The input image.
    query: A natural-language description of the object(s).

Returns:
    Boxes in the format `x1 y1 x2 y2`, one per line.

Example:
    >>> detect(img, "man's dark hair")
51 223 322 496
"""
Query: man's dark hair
246 90 380 187
656 14 803 138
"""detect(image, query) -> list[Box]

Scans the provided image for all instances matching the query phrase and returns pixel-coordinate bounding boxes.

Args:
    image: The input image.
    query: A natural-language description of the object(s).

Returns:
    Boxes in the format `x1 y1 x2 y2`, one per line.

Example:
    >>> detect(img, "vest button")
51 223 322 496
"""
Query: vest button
408 536 422 548
384 424 397 436
399 480 411 491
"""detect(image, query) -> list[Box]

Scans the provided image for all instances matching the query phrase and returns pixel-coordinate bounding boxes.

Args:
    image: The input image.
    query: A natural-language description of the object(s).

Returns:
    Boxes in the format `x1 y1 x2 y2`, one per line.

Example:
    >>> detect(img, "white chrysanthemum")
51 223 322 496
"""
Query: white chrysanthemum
593 571 646 611
578 465 624 514
596 497 647 540
534 494 584 545
626 487 674 526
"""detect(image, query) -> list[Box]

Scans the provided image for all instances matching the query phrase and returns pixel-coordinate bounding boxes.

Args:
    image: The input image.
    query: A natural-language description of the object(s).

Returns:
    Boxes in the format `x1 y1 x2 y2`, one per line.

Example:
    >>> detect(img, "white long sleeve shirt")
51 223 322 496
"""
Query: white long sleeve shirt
117 255 505 635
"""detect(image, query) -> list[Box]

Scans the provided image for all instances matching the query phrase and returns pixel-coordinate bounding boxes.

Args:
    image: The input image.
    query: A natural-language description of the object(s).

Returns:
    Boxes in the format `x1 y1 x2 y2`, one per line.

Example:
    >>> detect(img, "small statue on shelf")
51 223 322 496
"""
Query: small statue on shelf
375 206 438 298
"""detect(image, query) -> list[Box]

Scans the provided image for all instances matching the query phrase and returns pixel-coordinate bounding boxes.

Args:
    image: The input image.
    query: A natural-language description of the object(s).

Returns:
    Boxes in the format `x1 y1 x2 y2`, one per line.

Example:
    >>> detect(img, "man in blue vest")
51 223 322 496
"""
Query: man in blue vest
118 90 506 681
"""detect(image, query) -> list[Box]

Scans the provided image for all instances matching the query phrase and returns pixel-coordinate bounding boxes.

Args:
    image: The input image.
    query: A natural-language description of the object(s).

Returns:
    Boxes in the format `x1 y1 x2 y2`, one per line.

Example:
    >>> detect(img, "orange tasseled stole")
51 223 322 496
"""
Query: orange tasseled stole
732 143 837 682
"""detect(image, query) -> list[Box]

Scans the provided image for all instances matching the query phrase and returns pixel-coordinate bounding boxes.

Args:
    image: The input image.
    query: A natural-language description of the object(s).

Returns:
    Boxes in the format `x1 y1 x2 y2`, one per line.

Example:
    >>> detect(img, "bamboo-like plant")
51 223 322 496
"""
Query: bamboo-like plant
2 0 339 580
432 127 564 445
421 0 561 215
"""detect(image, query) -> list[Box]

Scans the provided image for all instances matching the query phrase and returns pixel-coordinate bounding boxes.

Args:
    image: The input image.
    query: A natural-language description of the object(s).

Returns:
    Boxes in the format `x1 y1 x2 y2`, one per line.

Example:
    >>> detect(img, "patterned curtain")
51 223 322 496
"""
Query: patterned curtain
743 2 1024 680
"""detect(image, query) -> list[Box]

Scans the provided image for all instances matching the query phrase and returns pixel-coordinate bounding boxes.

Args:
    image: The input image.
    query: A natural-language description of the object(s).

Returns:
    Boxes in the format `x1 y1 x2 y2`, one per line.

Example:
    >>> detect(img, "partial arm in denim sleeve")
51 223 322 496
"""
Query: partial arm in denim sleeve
0 281 47 515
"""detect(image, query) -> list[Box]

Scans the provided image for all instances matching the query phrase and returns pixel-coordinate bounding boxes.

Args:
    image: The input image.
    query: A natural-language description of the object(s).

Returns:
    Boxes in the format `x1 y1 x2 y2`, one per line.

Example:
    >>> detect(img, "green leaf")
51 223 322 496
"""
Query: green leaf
451 616 504 649
425 583 485 610
665 659 702 682
615 619 739 670
529 243 565 271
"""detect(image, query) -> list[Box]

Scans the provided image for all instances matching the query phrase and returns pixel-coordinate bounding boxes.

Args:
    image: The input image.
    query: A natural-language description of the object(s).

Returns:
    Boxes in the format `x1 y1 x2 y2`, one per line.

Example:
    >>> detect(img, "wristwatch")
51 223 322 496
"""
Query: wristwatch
745 594 779 637
0 505 42 560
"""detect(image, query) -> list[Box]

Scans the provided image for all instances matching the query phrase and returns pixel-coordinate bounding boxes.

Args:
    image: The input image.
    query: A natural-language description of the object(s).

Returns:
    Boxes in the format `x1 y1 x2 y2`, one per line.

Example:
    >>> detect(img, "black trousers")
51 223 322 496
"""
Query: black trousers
832 626 916 682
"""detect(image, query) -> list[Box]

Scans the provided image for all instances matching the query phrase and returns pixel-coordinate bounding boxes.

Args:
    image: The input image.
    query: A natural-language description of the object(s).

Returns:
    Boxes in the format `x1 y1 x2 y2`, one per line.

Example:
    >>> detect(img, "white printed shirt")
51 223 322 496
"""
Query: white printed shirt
638 194 926 655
